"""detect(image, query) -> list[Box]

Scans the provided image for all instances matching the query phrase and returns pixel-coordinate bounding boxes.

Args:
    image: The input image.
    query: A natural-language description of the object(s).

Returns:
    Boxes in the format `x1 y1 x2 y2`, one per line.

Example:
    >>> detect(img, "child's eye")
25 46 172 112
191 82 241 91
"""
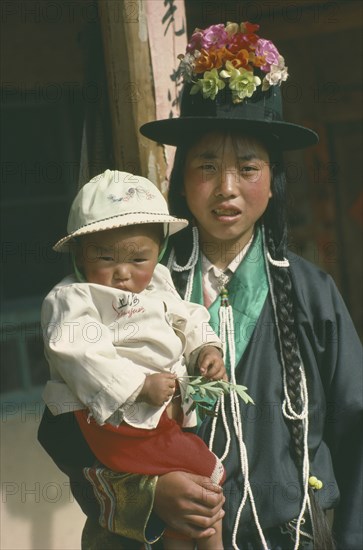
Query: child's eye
133 258 146 263
99 256 114 262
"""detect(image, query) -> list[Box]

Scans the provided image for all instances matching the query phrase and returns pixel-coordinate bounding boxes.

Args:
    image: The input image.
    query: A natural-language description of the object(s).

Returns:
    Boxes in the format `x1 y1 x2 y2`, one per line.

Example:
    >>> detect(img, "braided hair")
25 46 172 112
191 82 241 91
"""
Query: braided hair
168 135 334 549
263 153 334 549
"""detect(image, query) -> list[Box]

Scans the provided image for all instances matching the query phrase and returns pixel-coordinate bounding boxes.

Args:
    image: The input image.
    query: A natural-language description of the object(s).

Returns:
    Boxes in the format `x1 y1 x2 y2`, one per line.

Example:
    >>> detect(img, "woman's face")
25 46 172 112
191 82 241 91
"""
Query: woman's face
183 132 272 254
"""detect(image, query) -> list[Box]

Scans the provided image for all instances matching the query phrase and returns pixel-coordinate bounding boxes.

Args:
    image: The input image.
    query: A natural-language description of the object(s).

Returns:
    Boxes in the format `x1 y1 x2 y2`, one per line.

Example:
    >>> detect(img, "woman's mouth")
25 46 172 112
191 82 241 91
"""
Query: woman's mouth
212 208 241 220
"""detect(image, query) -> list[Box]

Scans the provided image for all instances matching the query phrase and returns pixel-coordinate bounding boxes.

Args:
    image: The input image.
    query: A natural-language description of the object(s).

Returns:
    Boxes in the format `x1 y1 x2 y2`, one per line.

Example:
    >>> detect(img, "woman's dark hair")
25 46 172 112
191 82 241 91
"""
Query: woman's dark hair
168 141 198 264
168 134 334 549
263 156 334 549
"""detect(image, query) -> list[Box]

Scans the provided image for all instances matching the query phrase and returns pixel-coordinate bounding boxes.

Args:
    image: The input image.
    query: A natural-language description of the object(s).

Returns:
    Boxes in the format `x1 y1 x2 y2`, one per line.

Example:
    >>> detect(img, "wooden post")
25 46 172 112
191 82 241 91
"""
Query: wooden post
98 0 167 187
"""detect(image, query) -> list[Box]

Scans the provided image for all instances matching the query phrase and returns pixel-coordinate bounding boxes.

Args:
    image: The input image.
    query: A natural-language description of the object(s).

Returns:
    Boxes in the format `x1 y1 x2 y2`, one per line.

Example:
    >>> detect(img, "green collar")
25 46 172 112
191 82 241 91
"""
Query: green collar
190 228 268 375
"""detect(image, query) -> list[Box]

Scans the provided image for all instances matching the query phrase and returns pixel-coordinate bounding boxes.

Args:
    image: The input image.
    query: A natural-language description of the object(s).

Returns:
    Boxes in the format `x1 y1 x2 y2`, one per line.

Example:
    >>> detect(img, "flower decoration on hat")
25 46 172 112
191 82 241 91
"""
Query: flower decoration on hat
177 21 288 104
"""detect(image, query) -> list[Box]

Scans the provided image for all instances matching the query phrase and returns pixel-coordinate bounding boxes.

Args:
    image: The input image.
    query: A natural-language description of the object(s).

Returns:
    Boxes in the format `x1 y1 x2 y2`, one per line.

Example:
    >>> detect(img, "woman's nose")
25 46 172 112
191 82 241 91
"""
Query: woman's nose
215 165 238 197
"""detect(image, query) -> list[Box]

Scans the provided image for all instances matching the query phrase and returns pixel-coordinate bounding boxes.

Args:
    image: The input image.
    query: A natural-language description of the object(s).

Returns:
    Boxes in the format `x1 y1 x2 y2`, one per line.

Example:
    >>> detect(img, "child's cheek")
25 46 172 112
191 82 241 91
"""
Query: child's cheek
86 266 111 285
137 267 154 288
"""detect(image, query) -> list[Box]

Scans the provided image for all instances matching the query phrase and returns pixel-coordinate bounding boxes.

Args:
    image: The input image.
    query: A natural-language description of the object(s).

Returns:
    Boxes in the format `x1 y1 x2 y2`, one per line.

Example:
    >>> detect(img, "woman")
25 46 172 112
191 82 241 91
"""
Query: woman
38 22 362 550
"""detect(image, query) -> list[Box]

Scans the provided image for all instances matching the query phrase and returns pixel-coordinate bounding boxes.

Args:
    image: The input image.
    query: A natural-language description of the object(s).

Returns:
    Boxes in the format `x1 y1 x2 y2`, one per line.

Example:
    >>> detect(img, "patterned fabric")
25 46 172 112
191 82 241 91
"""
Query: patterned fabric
81 470 160 543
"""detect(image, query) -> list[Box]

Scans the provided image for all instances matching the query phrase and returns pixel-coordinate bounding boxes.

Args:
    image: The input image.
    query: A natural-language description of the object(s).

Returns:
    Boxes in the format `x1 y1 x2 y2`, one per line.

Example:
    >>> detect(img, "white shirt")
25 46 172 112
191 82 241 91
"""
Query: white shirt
201 235 254 306
41 264 221 429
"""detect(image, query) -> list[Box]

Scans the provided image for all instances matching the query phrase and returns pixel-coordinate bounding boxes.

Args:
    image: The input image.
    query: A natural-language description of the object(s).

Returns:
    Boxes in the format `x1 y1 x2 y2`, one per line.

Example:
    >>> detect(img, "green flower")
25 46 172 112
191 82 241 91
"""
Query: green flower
228 67 261 103
219 60 240 80
190 68 226 100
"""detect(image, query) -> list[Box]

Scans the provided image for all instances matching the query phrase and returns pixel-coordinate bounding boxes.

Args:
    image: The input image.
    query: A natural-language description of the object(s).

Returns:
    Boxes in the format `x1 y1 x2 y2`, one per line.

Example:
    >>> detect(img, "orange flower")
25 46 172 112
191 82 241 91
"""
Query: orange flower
249 53 266 68
194 47 228 73
228 49 250 70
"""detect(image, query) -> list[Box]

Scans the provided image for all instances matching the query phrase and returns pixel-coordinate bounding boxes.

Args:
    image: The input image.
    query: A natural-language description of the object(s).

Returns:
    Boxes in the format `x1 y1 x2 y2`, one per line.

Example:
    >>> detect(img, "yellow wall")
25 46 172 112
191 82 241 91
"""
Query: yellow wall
1 408 85 549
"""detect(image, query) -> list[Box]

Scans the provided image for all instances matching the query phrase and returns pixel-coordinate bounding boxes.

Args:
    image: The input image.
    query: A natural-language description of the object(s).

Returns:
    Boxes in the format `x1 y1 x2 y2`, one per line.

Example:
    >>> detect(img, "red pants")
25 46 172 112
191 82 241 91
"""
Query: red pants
75 409 224 483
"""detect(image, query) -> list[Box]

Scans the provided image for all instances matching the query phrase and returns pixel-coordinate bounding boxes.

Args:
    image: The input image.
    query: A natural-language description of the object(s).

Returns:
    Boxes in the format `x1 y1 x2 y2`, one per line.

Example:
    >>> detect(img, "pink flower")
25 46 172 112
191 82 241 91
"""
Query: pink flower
187 24 229 53
180 22 289 104
202 24 228 49
255 38 280 72
187 29 204 52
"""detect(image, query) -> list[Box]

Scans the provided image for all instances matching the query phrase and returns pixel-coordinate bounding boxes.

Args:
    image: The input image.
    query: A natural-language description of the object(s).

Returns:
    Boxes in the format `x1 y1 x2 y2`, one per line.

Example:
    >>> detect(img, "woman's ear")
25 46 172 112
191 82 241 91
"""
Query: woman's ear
269 164 274 198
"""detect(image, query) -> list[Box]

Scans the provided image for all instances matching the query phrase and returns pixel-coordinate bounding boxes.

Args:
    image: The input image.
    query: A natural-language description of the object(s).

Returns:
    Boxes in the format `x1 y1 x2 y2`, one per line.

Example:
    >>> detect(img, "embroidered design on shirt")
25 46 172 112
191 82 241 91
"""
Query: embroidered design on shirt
116 294 140 309
112 294 145 320
107 187 155 203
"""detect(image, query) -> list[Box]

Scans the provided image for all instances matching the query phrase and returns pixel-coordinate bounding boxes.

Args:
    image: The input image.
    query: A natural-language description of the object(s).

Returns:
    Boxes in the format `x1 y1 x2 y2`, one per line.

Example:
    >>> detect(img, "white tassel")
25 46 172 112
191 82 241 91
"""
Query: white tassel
267 251 290 268
216 294 269 550
170 228 270 549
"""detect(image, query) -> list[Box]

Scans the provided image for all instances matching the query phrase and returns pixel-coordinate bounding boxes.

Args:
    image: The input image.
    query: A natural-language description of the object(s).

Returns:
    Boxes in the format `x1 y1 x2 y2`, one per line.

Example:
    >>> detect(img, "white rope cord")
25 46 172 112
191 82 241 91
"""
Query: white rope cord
208 394 221 452
282 365 309 421
183 264 195 302
208 307 231 462
218 305 250 548
208 294 268 550
167 225 199 272
292 375 311 550
262 227 311 550
167 226 199 302
209 311 231 461
225 304 269 550
209 281 233 461
171 230 269 549
267 250 290 268
209 396 232 464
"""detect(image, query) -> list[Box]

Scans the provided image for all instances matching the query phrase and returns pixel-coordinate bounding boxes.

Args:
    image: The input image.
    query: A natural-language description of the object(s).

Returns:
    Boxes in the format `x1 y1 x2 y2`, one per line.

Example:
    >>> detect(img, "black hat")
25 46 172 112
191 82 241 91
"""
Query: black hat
140 22 318 151
141 84 318 151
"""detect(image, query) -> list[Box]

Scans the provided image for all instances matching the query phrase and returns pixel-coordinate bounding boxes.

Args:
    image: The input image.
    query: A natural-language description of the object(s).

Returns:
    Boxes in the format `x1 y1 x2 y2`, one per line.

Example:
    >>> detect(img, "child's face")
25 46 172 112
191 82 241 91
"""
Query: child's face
77 225 162 293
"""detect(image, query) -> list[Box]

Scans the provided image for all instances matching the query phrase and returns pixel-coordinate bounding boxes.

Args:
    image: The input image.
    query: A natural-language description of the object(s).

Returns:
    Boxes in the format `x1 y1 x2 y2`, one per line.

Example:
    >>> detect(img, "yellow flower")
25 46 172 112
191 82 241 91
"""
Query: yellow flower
225 22 239 37
228 67 261 103
190 68 226 100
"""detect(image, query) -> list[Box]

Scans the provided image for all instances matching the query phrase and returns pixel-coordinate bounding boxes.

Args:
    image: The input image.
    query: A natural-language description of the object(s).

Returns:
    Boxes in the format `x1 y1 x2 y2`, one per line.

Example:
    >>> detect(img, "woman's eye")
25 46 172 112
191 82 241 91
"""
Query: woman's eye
240 165 261 180
201 163 216 172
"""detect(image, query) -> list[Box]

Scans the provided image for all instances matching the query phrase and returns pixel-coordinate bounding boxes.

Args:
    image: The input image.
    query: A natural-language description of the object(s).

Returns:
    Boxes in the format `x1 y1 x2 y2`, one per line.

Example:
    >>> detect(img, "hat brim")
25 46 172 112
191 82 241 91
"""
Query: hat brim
140 117 318 151
53 214 188 253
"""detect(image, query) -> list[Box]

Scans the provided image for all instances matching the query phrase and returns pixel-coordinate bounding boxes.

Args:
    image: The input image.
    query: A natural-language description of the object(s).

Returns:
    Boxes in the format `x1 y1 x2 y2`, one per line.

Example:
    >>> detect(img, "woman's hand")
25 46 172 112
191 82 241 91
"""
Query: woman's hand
154 471 225 539
198 346 227 381
138 372 176 407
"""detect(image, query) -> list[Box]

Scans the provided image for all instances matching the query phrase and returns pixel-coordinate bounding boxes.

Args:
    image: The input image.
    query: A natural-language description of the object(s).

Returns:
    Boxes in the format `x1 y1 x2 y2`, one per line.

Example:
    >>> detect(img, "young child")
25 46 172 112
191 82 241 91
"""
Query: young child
41 169 226 550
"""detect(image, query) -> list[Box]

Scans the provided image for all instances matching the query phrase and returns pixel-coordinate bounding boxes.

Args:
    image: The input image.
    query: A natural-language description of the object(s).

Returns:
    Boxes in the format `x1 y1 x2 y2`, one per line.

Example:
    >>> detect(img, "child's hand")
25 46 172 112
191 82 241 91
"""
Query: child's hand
138 372 176 407
198 346 227 381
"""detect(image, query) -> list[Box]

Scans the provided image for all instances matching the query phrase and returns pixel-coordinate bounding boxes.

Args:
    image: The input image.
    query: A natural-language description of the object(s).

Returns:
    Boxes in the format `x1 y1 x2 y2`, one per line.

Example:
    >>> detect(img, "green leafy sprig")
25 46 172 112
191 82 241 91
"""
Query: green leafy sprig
179 376 254 419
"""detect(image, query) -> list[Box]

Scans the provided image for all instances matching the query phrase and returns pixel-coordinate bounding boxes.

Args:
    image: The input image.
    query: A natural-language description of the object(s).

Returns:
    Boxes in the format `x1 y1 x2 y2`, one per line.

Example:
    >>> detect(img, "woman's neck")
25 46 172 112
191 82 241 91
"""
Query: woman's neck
199 230 254 270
